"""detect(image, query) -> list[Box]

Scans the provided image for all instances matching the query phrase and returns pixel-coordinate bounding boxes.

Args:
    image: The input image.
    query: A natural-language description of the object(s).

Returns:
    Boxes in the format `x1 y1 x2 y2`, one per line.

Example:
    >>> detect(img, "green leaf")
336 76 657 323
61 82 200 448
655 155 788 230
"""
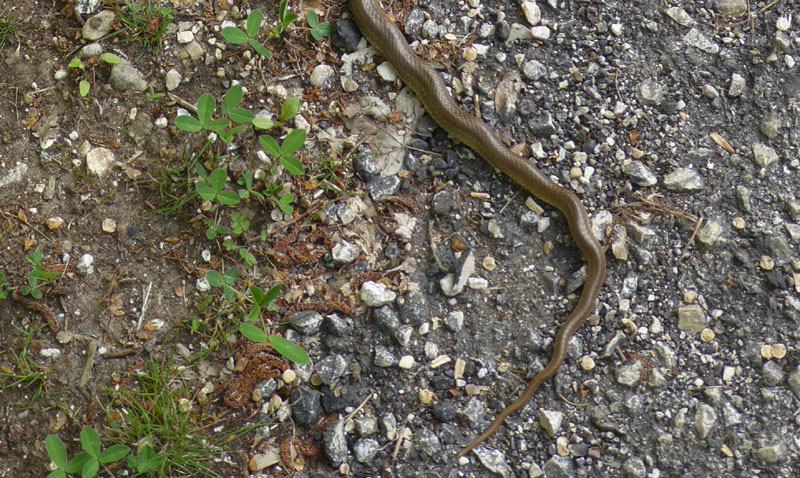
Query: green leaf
280 128 306 155
258 135 281 157
283 12 298 24
252 116 274 130
318 22 331 36
224 267 238 282
79 80 90 97
268 335 309 364
98 52 121 64
196 182 215 201
68 57 83 69
239 323 267 342
246 9 263 37
223 285 236 302
174 115 202 132
310 28 322 42
249 39 271 59
206 270 224 287
239 248 256 265
228 107 254 123
278 0 289 21
280 97 300 121
204 118 230 134
221 26 248 44
280 156 305 176
222 84 243 113
249 285 265 305
207 168 227 192
66 452 91 473
45 435 68 469
31 288 43 299
80 427 100 458
81 457 99 478
227 124 249 137
217 190 241 206
264 284 281 305
196 94 216 124
306 10 319 27
47 470 67 478
99 444 129 464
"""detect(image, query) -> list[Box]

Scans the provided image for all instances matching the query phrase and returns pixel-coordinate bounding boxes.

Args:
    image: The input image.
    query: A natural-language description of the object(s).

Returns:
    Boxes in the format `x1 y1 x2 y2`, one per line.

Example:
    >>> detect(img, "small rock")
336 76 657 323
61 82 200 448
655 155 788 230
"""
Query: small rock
473 447 512 477
353 438 379 463
665 7 695 27
677 304 707 332
323 418 347 466
109 60 148 92
86 147 115 177
616 360 642 386
715 0 748 18
521 2 541 26
728 73 746 97
76 254 95 276
695 403 717 439
752 143 779 167
165 69 182 91
290 385 321 427
360 281 396 307
762 360 784 386
623 160 657 186
664 167 704 191
310 64 335 87
683 28 719 54
82 10 115 41
696 220 724 246
288 311 324 335
176 30 194 44
623 457 647 478
315 354 348 385
539 409 563 437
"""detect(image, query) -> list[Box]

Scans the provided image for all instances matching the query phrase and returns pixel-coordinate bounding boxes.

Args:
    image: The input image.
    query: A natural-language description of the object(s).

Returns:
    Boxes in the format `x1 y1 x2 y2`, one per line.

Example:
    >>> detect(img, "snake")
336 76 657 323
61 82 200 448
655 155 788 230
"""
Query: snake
349 0 607 458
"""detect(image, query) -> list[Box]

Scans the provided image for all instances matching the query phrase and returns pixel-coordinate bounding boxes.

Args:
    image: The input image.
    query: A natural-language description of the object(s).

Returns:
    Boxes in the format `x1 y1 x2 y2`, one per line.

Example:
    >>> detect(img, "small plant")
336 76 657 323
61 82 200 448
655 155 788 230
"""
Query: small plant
195 167 241 207
229 212 250 235
238 284 310 364
45 427 130 478
0 271 10 299
205 266 238 302
0 12 21 49
67 53 121 97
274 0 298 37
237 171 265 203
221 8 271 59
145 85 165 100
127 444 165 476
115 0 175 54
259 129 307 176
21 248 58 299
0 325 48 398
306 10 330 41
173 93 230 135
203 217 228 240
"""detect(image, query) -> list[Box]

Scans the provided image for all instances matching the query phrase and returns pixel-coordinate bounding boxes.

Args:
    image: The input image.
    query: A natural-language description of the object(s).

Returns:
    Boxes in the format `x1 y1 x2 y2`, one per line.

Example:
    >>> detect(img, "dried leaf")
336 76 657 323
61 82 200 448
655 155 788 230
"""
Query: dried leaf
173 284 184 298
23 236 35 250
108 294 125 316
709 132 734 154
628 130 640 145
16 209 28 224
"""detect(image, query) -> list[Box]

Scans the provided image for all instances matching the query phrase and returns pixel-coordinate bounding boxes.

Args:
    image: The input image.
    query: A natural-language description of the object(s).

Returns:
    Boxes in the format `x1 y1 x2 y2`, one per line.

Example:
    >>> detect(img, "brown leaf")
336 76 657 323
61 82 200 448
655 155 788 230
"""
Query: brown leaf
16 209 28 224
628 130 640 145
108 294 125 316
23 236 35 251
709 132 734 154
173 284 184 298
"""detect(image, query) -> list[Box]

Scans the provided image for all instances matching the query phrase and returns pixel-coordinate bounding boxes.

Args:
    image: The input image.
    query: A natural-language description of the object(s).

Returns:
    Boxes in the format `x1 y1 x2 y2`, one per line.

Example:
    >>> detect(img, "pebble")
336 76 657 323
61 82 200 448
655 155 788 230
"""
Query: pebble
82 10 115 41
695 403 717 439
353 438 379 463
539 409 563 437
86 147 115 177
521 2 541 26
616 360 642 386
398 355 415 369
310 64 334 87
752 143 779 167
165 69 182 91
728 73 746 97
677 304 707 332
580 355 596 370
360 281 396 306
664 167 704 191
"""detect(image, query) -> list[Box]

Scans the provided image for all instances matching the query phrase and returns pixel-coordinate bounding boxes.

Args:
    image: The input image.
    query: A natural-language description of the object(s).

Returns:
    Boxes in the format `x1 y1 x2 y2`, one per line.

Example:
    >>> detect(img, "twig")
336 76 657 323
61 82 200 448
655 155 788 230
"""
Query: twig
136 281 153 331
79 269 125 322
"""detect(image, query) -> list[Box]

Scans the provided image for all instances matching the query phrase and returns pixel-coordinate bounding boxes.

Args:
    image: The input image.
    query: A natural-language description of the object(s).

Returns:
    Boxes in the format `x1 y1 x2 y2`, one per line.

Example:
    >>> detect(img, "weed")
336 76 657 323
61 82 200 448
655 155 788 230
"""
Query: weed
274 0 298 37
238 284 310 363
67 53 121 97
21 248 58 299
45 426 130 478
114 0 175 54
195 167 241 207
221 8 270 59
205 266 238 302
0 9 20 49
0 325 48 399
104 355 223 477
306 10 331 41
0 271 10 299
145 85 165 100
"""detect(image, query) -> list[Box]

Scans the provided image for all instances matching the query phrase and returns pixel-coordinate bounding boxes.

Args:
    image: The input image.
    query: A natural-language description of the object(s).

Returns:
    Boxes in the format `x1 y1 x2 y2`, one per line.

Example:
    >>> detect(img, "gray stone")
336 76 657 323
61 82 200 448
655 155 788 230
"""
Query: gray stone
165 69 182 91
331 240 360 264
752 142 779 167
440 250 475 296
404 8 425 36
665 7 694 26
380 413 397 440
289 311 324 335
716 0 748 17
728 73 746 97
444 311 464 332
354 416 378 436
353 438 379 463
416 427 441 456
683 28 719 54
539 409 563 437
616 360 642 387
0 162 29 187
623 457 646 478
109 60 148 92
523 59 547 80
695 403 717 439
473 447 511 477
762 360 784 386
82 10 115 41
635 79 665 106
290 385 321 427
368 175 400 201
542 455 575 478
315 354 348 385
664 167 704 191
360 281 396 307
677 304 707 332
623 160 657 186
373 346 397 367
788 367 800 398
323 418 347 466
79 42 104 59
75 0 102 15
696 220 724 246
86 147 115 177
310 64 334 87
77 254 95 276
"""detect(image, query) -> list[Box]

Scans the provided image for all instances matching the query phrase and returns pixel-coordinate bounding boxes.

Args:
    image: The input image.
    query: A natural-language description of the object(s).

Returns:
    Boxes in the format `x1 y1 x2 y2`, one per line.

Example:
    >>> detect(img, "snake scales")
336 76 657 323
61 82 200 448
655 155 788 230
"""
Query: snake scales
349 0 606 457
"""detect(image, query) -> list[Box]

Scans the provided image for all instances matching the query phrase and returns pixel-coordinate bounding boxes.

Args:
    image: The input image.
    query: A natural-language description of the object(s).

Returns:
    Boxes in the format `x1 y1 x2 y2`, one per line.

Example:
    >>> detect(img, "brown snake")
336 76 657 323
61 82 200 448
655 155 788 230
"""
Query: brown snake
350 0 606 458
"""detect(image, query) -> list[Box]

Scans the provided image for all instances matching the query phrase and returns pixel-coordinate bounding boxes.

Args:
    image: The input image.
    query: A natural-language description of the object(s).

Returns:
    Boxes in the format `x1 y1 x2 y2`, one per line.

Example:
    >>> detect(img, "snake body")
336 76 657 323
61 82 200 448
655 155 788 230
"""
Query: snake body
349 0 606 457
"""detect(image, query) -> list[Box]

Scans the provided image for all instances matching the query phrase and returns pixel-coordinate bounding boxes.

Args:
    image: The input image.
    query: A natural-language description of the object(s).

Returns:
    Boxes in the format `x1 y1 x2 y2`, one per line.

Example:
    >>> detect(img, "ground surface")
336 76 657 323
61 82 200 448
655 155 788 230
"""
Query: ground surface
1 0 800 477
